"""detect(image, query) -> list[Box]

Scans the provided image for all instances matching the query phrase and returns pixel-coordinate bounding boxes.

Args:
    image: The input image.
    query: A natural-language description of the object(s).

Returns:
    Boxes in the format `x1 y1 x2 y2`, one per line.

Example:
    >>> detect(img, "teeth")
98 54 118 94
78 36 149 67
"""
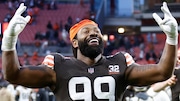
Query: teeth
89 39 98 43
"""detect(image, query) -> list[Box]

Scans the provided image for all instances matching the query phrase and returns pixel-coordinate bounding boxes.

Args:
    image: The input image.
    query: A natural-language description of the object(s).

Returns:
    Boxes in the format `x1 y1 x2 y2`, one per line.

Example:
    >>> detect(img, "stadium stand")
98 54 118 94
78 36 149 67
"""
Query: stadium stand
0 2 91 69
0 2 90 43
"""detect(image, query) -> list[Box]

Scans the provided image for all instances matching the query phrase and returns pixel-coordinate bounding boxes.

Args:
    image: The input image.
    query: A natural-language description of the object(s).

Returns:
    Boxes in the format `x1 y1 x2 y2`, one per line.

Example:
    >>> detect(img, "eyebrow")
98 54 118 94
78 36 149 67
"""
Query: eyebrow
82 26 99 30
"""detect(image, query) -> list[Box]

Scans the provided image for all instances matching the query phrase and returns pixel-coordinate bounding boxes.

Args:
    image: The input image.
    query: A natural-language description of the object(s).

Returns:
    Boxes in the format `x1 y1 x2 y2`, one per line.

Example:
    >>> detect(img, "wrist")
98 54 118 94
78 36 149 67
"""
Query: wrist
166 35 178 45
1 35 18 51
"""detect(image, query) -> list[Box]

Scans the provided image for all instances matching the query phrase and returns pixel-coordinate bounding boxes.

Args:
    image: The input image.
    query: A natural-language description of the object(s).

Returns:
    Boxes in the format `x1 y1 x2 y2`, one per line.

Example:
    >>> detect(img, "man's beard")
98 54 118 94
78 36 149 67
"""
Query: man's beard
78 38 104 59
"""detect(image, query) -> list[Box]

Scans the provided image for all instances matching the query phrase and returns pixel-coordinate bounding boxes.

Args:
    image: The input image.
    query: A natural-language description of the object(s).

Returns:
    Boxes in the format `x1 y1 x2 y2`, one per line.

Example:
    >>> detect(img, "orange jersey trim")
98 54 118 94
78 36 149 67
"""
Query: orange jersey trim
124 53 135 66
42 55 54 69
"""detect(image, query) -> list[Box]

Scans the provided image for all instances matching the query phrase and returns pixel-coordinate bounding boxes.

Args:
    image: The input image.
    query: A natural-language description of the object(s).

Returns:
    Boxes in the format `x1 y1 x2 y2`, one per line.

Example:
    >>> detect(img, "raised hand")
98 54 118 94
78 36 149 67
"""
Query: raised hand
1 3 31 51
153 2 178 45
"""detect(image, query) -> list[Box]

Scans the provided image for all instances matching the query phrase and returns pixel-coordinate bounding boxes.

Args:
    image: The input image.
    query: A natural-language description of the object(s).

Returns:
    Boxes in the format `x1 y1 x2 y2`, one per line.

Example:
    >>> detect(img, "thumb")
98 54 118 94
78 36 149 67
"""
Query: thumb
25 15 31 23
152 13 163 25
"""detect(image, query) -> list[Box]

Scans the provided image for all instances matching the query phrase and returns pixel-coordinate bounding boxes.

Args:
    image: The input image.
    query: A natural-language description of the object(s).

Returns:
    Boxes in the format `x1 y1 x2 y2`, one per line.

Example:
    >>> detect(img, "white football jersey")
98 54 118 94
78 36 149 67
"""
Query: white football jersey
16 85 32 101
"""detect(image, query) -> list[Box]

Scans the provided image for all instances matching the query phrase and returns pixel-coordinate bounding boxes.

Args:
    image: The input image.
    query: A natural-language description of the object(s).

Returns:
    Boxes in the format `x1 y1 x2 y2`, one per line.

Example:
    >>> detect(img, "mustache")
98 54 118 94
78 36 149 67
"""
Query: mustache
85 36 102 43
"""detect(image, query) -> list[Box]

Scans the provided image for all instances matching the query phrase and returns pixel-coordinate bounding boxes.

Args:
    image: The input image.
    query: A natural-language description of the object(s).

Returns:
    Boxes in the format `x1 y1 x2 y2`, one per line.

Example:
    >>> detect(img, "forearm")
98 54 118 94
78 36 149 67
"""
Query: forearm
147 80 170 97
151 81 168 92
152 2 178 80
1 3 30 82
2 51 21 81
158 43 177 79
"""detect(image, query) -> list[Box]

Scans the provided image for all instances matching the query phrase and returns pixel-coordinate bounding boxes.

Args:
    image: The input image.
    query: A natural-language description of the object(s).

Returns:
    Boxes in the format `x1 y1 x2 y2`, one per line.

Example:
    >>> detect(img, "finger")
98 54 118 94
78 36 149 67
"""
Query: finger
152 13 162 25
172 75 176 78
161 2 172 17
168 80 176 85
160 18 170 25
24 16 31 23
15 3 27 15
14 16 31 24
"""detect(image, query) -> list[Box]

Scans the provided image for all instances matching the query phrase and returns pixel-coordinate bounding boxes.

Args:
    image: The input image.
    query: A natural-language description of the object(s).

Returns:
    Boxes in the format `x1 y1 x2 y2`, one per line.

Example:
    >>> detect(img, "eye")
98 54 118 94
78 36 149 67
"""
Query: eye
94 28 100 33
83 30 89 34
95 30 100 33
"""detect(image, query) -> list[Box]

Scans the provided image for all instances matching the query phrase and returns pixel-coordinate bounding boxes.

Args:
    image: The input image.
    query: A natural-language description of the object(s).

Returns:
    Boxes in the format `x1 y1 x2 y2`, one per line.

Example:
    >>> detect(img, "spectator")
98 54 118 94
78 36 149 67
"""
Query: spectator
6 84 17 100
59 20 63 32
145 42 158 64
53 22 59 31
46 21 53 30
67 16 73 26
123 36 132 50
0 87 15 101
47 0 57 10
1 3 178 101
31 51 40 65
146 75 176 101
170 48 180 101
35 31 44 40
36 88 49 101
46 87 56 101
64 22 71 32
122 75 176 101
16 85 32 101
22 52 30 66
27 7 38 25
28 0 35 8
36 0 45 9
152 33 158 44
146 32 152 43
7 0 14 11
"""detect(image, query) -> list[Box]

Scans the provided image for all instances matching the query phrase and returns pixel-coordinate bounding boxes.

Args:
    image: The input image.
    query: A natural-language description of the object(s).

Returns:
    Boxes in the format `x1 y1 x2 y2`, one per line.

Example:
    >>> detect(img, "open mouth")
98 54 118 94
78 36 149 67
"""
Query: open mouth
87 38 99 45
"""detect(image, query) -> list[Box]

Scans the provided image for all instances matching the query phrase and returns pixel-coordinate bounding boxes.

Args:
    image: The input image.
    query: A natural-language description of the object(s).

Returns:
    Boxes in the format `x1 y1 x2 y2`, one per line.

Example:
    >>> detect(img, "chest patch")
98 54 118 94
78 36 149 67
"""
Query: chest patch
108 65 120 74
88 67 95 74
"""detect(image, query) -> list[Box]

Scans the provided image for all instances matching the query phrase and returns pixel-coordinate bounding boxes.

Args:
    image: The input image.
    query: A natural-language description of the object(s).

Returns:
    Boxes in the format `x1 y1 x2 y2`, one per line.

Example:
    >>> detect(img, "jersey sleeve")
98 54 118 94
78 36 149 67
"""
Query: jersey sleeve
42 54 55 69
123 52 135 67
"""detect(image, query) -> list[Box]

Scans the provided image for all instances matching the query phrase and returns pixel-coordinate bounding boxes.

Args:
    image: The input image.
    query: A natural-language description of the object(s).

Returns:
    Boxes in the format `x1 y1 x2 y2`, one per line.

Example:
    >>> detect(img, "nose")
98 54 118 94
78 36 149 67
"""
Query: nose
89 30 98 37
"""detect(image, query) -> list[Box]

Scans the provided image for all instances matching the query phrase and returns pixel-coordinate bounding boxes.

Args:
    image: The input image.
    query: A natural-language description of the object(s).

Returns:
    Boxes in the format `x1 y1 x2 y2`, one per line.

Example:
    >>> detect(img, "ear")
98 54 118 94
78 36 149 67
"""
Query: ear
72 39 78 48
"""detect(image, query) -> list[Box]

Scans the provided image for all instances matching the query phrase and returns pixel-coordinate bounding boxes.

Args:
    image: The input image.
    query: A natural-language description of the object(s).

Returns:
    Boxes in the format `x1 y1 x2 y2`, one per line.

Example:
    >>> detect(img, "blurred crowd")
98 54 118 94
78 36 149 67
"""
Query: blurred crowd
1 0 180 101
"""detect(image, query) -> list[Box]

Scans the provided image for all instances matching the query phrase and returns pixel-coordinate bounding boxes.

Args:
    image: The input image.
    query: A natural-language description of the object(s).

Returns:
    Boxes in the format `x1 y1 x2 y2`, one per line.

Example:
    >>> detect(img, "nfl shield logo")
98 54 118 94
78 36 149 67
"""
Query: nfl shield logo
88 68 94 74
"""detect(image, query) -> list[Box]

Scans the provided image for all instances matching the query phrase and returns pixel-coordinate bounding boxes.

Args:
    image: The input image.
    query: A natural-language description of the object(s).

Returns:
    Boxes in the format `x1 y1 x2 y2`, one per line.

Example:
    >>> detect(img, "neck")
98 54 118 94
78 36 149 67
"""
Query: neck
77 53 102 66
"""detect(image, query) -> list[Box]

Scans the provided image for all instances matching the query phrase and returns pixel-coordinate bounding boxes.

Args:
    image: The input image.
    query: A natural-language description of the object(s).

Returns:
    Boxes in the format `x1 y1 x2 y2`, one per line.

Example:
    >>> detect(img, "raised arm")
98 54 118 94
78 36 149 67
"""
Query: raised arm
126 2 178 86
1 3 56 89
